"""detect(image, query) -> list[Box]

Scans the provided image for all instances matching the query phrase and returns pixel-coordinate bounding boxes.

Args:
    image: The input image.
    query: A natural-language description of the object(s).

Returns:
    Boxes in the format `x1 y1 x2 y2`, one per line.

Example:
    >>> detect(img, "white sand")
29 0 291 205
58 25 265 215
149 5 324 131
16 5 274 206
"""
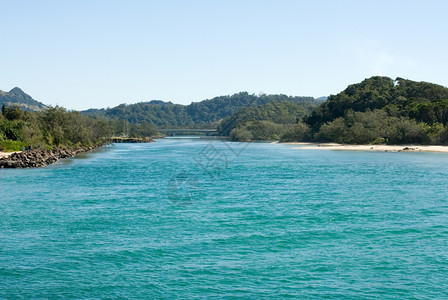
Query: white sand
0 151 20 158
283 143 448 153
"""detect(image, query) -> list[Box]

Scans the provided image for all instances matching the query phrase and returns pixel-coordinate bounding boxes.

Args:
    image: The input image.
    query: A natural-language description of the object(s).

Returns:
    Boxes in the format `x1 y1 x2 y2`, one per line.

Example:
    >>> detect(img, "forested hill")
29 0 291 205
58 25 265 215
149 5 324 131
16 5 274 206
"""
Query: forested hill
306 76 448 144
185 93 317 124
83 92 320 128
0 88 48 111
217 101 316 138
219 77 448 144
307 76 448 130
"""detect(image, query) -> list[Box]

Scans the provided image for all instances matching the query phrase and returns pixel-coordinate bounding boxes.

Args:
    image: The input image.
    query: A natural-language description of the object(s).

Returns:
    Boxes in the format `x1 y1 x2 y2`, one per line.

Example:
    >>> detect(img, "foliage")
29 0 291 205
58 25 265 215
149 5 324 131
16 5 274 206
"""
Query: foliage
129 121 158 137
105 102 193 127
280 122 312 142
0 140 27 151
86 92 320 128
406 99 448 125
315 110 430 144
0 105 112 151
186 92 318 125
221 77 448 145
229 121 293 141
303 76 448 145
306 76 448 131
217 101 315 137
5 77 448 147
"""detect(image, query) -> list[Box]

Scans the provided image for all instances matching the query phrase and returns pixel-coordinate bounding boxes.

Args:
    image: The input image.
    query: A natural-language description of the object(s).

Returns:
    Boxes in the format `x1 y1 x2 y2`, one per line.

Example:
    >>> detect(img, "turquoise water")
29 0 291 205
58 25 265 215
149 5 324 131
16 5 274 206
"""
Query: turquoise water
1 138 448 298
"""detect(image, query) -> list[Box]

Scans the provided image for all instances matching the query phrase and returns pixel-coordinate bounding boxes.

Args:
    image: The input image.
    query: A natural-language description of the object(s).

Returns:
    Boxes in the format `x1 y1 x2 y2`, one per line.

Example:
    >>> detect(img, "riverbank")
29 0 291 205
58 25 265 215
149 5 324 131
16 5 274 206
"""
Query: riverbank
111 137 154 143
0 151 19 159
0 145 100 168
284 142 448 153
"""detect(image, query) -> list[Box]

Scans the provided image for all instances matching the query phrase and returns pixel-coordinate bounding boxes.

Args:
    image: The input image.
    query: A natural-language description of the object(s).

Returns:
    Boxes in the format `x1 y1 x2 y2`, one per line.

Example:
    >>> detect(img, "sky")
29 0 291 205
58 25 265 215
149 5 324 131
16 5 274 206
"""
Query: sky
1 0 447 110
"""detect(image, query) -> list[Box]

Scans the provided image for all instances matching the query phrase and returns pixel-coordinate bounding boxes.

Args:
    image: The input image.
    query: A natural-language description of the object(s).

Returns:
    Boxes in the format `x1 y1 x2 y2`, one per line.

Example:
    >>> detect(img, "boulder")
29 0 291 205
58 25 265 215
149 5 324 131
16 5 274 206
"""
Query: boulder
0 144 102 168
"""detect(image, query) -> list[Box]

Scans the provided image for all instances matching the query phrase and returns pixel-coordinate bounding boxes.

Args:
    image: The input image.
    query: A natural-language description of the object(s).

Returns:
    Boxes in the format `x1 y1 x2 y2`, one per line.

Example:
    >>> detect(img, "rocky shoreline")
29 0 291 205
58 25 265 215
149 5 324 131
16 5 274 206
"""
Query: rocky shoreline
0 145 100 169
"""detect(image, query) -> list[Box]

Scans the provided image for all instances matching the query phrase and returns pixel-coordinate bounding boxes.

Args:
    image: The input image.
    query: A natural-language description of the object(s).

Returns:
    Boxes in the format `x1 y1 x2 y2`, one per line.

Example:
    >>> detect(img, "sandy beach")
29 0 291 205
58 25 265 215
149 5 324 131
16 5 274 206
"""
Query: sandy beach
284 143 448 153
0 151 23 159
0 151 15 158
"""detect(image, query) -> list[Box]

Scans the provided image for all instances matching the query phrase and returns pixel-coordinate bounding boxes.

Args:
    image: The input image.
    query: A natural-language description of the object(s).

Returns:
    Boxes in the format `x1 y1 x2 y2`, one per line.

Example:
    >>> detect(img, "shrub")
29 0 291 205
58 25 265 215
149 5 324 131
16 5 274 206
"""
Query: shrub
0 140 27 151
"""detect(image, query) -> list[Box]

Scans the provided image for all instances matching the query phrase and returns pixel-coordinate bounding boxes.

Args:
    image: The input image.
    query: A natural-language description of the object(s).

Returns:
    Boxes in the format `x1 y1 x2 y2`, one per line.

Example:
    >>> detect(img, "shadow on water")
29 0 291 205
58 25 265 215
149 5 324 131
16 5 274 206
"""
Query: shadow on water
51 145 114 167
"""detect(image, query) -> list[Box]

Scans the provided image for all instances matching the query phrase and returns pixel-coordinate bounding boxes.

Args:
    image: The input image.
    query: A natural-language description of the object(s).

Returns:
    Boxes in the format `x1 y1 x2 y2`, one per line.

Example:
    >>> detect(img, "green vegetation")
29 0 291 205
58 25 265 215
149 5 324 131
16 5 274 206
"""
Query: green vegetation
218 76 448 144
4 76 448 149
0 105 112 151
305 76 448 144
108 118 158 138
315 110 436 144
217 101 315 141
84 92 320 128
229 121 309 142
104 101 192 127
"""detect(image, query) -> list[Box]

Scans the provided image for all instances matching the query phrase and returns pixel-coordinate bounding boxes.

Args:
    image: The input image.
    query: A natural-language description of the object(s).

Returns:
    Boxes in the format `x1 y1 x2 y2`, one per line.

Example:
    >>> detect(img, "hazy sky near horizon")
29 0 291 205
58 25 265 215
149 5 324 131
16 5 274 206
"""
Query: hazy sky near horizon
1 0 447 110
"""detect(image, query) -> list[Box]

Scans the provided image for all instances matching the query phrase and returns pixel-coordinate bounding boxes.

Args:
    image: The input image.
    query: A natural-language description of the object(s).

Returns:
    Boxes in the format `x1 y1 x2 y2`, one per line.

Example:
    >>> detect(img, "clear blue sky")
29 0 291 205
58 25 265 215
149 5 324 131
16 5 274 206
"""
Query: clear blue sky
1 0 447 110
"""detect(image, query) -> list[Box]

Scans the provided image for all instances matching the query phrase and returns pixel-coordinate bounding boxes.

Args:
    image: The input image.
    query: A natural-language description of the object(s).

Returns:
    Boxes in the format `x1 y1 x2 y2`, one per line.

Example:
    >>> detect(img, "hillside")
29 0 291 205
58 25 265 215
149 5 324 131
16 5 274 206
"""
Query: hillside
0 87 48 111
306 76 448 144
306 76 448 130
217 101 316 139
215 76 448 144
185 92 318 124
84 92 320 128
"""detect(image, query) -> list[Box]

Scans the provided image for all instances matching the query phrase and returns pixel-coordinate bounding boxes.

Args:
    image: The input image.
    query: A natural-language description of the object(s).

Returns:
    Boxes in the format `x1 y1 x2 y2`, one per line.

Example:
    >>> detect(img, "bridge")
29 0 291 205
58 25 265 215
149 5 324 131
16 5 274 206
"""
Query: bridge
158 128 218 136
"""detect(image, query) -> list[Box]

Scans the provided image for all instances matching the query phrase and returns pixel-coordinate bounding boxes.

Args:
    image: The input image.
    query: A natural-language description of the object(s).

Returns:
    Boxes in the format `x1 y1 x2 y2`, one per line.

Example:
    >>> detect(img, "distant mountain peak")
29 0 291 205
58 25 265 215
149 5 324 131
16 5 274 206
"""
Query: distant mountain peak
9 87 25 94
0 87 48 111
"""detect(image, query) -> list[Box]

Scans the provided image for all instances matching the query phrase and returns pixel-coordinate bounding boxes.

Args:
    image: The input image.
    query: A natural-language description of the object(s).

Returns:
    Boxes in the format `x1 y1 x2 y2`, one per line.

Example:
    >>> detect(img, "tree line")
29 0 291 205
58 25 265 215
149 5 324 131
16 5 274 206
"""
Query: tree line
222 77 448 144
3 76 448 151
83 92 320 128
305 77 448 144
0 105 158 151
217 101 316 141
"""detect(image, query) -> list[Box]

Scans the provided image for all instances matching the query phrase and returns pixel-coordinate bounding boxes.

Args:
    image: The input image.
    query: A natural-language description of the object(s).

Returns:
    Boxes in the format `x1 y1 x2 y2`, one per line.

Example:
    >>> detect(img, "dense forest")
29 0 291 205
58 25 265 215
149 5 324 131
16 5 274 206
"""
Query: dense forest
221 77 448 144
0 105 162 151
217 101 315 141
306 76 448 144
0 105 112 151
84 92 320 128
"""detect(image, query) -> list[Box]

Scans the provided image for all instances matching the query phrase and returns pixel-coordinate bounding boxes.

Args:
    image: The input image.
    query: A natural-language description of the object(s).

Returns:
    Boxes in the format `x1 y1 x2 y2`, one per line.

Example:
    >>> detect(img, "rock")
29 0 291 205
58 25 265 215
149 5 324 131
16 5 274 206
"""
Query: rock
0 144 102 169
